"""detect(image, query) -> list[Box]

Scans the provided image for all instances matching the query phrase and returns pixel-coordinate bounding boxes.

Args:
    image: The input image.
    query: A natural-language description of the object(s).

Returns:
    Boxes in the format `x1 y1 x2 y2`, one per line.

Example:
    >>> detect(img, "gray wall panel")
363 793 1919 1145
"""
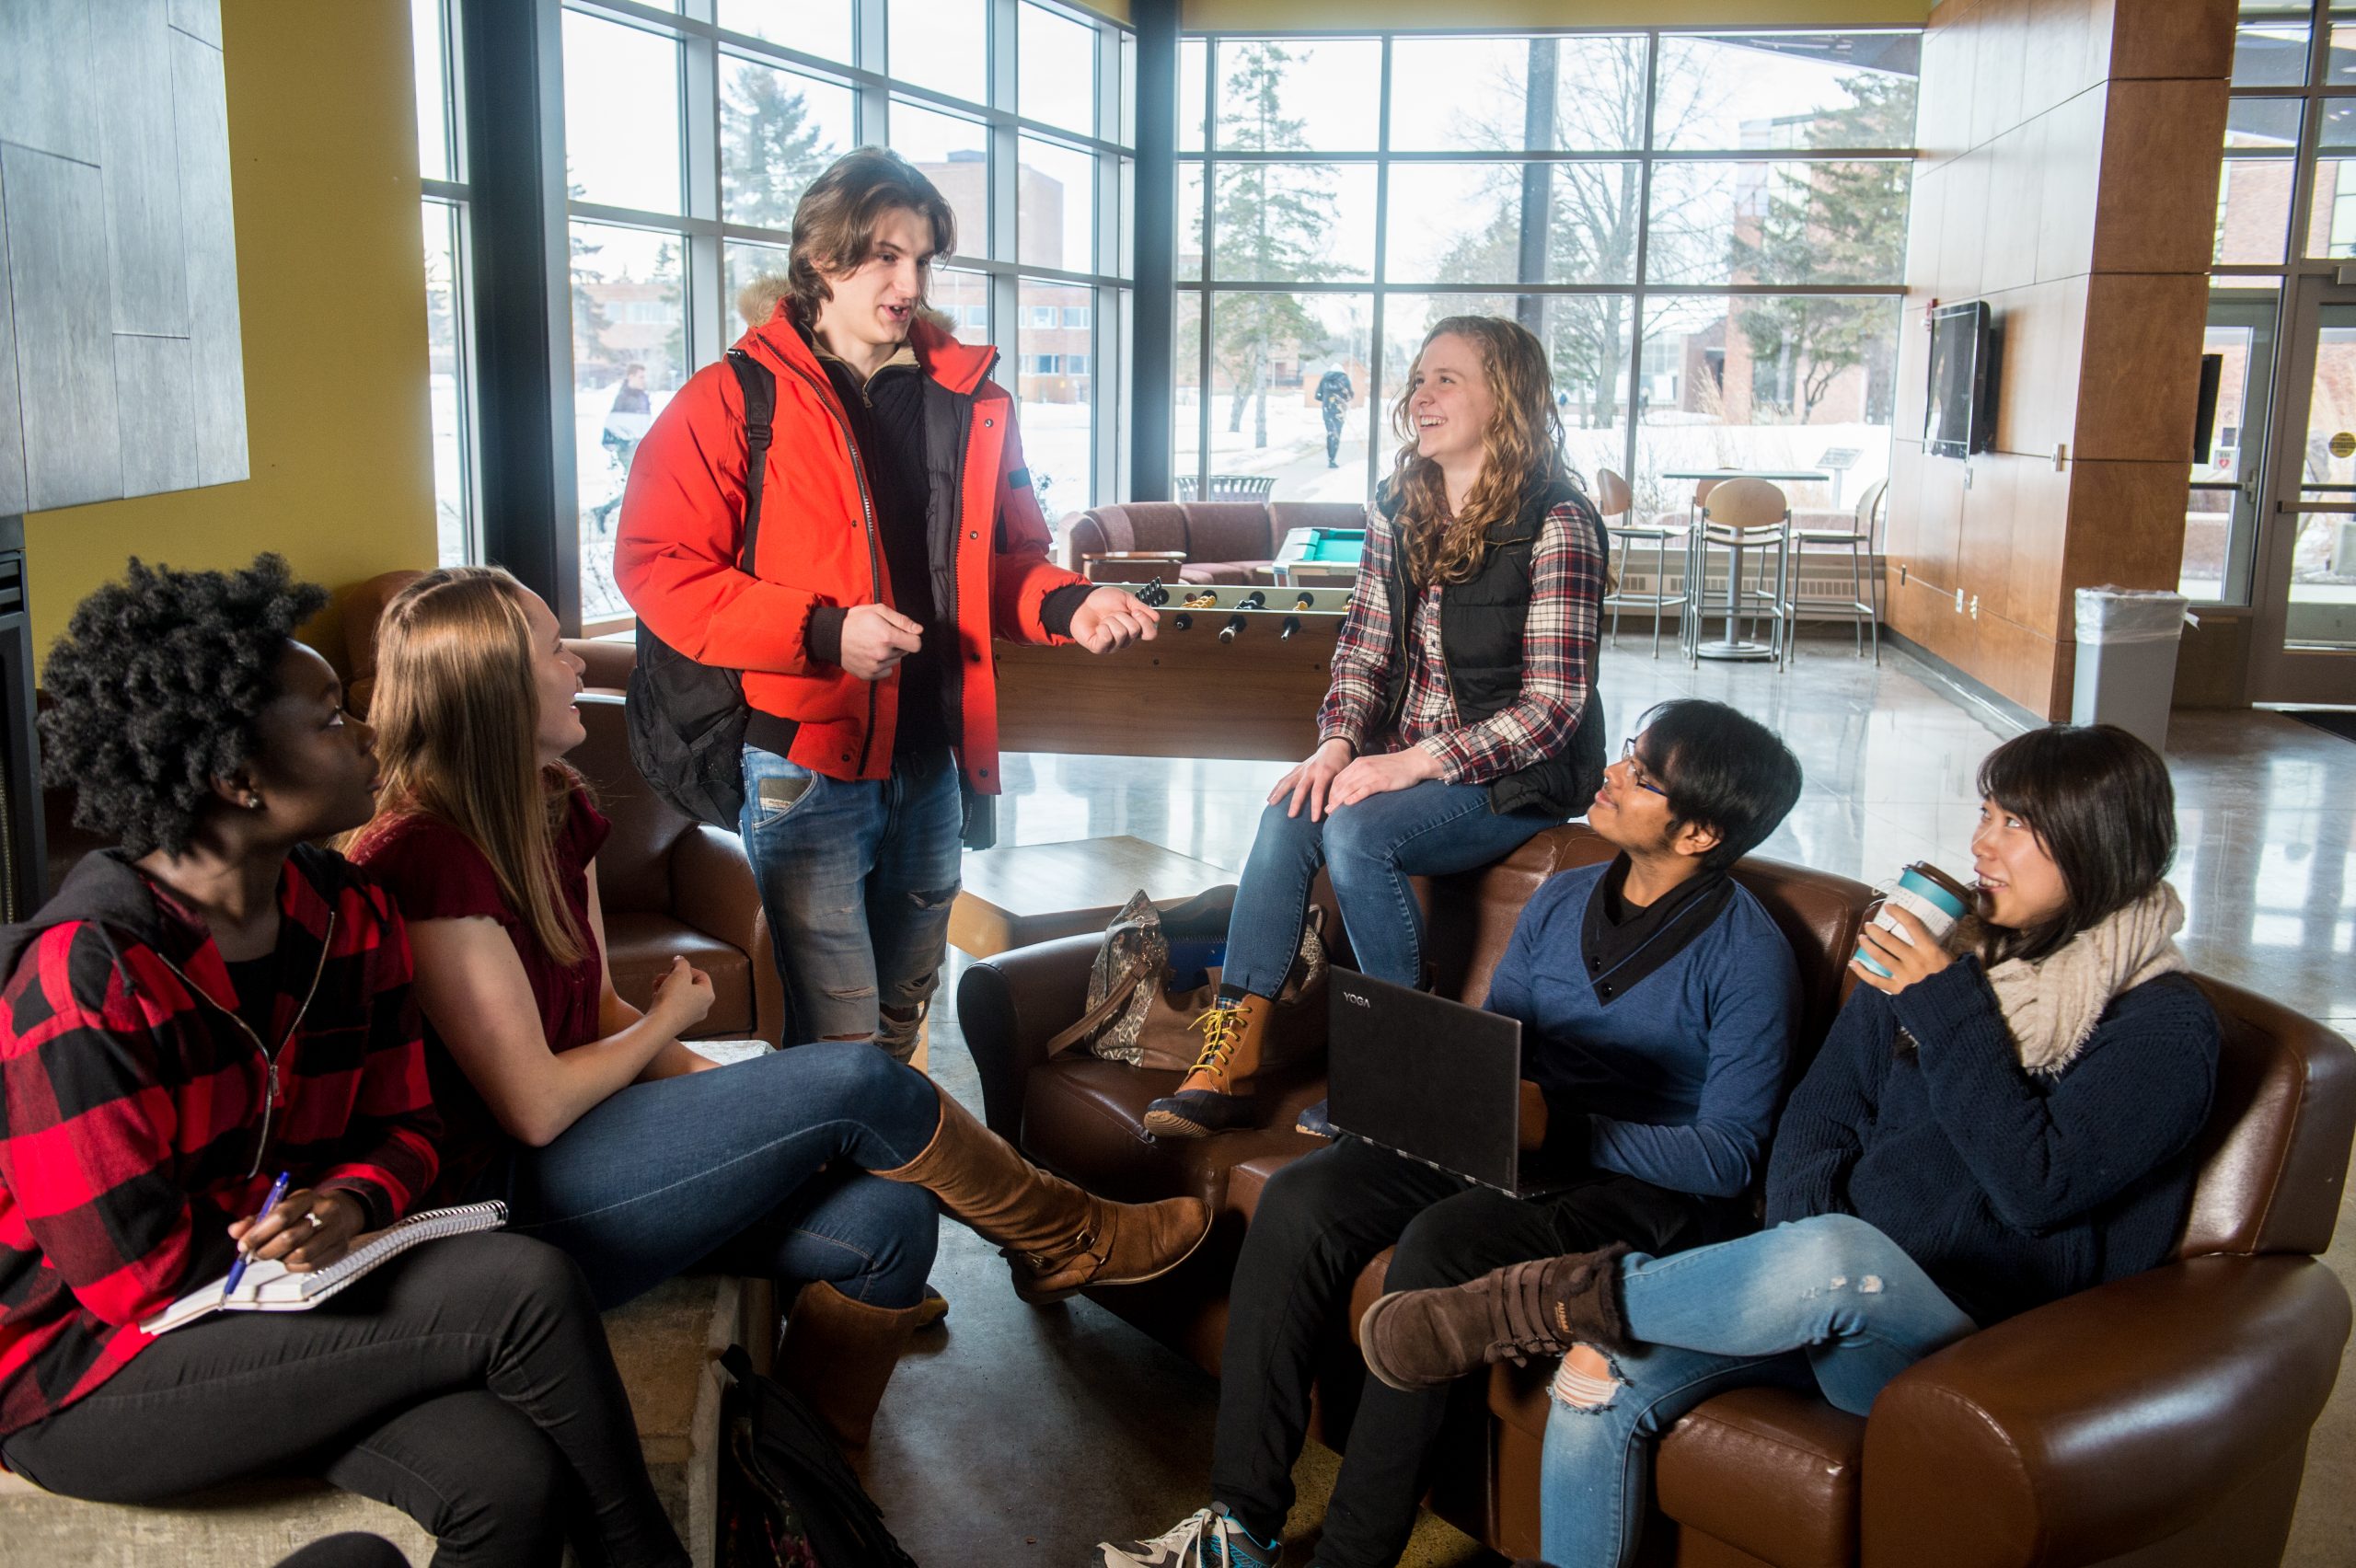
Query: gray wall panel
0 189 24 518
0 0 103 163
171 30 248 489
168 0 223 48
4 149 121 511
114 334 200 498
94 0 191 338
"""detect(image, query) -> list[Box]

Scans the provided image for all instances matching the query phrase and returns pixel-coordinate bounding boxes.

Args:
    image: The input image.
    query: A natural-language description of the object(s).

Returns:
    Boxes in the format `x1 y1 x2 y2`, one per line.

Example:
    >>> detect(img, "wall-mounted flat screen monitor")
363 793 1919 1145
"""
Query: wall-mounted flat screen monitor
1924 300 1999 459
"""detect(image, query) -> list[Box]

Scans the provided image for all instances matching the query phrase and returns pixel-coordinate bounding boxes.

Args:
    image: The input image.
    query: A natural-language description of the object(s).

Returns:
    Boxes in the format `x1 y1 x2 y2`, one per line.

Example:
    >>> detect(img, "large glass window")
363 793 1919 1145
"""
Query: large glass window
2205 3 2356 605
414 0 477 568
558 0 1135 628
1178 29 1918 509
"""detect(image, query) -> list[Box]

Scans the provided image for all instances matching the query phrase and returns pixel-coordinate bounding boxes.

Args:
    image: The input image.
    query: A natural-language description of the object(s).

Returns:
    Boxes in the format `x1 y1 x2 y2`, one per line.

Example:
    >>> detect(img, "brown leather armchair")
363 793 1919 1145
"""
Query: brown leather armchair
955 825 2356 1566
339 573 782 1049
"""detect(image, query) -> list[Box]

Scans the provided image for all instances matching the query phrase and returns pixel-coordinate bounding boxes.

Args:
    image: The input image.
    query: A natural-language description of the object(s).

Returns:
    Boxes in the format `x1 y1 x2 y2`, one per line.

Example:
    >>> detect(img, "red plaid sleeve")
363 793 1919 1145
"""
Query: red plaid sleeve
1316 512 1400 751
1416 502 1605 785
310 886 439 1226
0 924 217 1329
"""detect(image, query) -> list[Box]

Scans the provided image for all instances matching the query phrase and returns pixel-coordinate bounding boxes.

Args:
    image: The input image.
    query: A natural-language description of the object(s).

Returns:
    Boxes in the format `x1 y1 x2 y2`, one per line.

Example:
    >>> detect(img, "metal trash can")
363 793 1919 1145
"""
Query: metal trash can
2071 587 2190 754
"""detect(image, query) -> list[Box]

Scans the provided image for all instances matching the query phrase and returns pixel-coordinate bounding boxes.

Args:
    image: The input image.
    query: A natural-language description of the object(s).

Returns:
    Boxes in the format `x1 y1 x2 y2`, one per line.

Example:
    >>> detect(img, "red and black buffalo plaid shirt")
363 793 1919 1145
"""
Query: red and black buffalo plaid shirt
0 845 439 1441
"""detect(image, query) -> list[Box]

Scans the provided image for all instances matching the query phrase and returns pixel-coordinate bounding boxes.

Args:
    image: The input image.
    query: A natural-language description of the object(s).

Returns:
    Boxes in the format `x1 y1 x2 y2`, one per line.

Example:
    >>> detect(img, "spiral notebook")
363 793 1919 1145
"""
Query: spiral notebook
142 1200 509 1335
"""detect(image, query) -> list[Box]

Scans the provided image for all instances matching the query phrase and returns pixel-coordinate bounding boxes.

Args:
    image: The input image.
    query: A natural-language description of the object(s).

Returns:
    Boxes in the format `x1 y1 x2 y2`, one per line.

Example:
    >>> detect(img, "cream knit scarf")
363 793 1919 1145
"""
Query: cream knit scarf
1944 882 2189 1078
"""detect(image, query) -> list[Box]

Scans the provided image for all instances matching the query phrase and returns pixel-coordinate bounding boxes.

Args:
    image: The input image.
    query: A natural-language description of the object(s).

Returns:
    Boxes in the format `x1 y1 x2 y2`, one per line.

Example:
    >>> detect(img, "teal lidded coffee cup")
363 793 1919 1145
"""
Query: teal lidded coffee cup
1855 862 1974 978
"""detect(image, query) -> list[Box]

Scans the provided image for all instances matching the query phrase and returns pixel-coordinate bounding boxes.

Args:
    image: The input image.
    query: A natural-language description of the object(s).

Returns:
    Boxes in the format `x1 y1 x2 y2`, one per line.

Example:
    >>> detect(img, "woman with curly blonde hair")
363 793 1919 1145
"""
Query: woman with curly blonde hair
1146 315 1610 1139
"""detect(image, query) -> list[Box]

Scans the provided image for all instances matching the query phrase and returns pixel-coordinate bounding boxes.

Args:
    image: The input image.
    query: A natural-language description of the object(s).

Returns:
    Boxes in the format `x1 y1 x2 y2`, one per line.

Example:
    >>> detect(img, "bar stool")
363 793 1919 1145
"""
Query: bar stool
1594 467 1682 656
1683 477 1792 666
1776 478 1887 663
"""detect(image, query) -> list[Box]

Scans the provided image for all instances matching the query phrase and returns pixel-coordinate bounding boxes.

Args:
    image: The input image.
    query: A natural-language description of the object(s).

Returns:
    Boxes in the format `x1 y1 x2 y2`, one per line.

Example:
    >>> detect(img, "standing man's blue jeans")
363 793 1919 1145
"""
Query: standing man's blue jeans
1221 779 1554 997
740 744 964 1061
1538 1214 1977 1568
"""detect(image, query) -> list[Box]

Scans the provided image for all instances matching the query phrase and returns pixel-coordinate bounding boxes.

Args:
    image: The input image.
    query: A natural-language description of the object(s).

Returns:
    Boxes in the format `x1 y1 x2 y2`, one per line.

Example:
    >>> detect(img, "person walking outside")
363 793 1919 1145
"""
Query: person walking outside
1317 364 1355 469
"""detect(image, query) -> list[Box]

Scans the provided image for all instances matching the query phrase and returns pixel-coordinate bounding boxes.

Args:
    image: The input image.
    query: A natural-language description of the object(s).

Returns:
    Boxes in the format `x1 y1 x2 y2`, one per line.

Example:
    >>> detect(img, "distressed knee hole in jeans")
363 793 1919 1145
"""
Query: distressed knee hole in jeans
1550 1344 1625 1412
907 884 957 910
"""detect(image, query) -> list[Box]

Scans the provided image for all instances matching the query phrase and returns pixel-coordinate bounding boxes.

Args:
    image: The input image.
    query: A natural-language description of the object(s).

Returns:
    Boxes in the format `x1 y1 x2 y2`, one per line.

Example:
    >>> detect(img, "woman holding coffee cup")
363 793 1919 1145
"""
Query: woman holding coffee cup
1348 723 2220 1568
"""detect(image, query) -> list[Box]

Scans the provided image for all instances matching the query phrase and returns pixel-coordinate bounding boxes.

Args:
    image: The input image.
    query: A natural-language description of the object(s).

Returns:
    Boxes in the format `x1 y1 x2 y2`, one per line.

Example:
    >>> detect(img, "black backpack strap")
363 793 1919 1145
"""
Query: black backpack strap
726 348 775 572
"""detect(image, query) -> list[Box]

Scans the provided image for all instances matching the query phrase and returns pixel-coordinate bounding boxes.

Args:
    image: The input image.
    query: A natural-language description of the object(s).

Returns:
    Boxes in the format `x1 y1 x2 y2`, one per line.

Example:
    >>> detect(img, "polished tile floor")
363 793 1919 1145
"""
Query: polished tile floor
866 635 2354 1567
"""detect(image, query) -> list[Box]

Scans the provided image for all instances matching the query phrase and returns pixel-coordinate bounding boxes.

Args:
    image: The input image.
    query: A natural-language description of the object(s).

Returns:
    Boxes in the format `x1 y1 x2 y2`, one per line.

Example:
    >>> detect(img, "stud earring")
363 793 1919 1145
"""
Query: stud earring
244 794 261 810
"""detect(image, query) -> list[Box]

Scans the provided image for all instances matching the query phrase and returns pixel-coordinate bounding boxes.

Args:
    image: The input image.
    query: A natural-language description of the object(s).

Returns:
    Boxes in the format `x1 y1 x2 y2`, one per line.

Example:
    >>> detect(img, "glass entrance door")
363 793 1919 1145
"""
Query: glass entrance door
2185 294 2278 602
2257 277 2356 700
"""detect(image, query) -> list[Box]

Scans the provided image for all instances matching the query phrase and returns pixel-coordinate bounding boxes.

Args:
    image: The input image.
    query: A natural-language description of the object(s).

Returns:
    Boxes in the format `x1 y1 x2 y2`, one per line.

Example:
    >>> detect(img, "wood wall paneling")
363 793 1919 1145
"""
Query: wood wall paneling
2108 0 2235 81
93 0 193 340
4 148 121 513
2062 457 2200 596
2000 454 2073 635
0 3 244 512
168 0 225 48
0 0 103 163
2091 78 2230 274
113 336 202 498
171 26 248 490
1942 145 1992 301
1968 0 2027 152
0 189 23 519
2033 85 2105 282
1981 119 2046 295
2073 271 2209 462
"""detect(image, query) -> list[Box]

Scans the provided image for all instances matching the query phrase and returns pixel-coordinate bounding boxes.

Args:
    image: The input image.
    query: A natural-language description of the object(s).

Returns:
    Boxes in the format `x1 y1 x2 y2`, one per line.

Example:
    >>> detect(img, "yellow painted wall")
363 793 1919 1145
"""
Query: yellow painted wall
1184 0 1929 27
23 0 436 670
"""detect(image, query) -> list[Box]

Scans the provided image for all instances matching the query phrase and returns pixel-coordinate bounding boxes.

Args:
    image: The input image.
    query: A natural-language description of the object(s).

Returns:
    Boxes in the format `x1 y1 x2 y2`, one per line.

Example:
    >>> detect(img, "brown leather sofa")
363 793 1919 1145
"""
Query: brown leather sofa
341 573 783 1049
956 824 2356 1567
1059 500 1367 584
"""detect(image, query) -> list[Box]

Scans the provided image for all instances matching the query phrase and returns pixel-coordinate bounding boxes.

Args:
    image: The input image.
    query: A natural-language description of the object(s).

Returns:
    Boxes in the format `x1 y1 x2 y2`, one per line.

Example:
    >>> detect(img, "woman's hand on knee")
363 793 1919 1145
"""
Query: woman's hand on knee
1269 738 1355 820
1328 745 1442 809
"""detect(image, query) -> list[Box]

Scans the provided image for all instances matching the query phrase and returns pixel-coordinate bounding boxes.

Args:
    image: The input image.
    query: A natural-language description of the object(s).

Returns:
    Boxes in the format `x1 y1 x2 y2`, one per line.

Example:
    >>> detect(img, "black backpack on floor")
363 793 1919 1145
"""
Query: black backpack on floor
714 1345 920 1568
625 350 776 832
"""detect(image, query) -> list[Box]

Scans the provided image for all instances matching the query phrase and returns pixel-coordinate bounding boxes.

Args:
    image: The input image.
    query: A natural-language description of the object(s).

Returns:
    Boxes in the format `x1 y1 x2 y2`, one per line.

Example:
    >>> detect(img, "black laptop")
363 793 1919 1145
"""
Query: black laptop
1325 971 1565 1197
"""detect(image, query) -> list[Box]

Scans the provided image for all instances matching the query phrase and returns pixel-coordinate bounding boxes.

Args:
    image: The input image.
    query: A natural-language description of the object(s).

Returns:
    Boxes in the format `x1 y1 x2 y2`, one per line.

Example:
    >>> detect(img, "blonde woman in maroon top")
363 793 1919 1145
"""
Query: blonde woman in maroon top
346 567 1207 1447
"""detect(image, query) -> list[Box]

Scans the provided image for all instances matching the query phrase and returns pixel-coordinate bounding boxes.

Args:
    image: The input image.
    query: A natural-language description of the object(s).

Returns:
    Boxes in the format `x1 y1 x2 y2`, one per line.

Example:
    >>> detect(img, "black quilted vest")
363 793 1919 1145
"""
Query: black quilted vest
1374 476 1609 820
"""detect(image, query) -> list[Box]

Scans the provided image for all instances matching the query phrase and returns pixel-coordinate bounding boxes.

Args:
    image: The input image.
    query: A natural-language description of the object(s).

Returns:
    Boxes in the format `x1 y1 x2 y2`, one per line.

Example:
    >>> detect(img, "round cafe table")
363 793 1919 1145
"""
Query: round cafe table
1661 468 1831 662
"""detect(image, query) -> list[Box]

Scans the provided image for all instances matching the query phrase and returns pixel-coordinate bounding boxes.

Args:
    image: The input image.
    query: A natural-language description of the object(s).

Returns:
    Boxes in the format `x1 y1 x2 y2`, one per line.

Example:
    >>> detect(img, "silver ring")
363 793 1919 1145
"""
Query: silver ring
304 1211 323 1231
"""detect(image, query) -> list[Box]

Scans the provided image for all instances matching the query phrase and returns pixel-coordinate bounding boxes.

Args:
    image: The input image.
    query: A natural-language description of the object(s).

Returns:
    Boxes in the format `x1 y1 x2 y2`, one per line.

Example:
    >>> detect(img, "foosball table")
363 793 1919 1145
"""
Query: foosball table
993 579 1351 762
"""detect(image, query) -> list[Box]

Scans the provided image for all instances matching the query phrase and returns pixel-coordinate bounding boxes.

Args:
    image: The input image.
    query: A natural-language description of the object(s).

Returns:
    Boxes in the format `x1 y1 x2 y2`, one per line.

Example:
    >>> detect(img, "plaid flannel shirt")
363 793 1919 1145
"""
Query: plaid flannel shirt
0 847 439 1440
1317 502 1605 783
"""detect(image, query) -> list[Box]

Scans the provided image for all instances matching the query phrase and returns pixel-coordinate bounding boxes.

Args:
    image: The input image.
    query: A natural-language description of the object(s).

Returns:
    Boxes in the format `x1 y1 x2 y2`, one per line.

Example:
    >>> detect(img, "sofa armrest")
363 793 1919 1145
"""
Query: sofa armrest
670 824 785 1048
1861 1254 2352 1568
955 934 1109 1141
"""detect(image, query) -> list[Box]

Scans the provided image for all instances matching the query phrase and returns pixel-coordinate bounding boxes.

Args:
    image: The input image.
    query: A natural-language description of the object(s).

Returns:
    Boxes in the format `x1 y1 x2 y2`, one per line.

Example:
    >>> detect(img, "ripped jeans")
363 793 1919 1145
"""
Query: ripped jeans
740 743 963 1061
1539 1214 1977 1568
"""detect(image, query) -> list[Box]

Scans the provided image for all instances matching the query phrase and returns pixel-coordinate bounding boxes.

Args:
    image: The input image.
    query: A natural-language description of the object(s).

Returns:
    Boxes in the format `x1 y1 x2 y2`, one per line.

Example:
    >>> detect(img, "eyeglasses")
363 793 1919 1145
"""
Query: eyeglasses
1619 737 1669 798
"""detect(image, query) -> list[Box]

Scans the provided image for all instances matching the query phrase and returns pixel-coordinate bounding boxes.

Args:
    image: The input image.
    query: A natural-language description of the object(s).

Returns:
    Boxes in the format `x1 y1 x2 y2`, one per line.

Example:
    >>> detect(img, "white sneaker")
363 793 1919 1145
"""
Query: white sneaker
1093 1504 1280 1567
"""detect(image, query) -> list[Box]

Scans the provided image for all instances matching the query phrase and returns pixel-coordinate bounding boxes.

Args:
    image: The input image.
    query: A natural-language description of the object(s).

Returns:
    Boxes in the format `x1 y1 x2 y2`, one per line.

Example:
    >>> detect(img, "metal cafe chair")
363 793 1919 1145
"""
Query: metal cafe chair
1683 477 1792 667
1777 478 1888 664
1595 467 1683 658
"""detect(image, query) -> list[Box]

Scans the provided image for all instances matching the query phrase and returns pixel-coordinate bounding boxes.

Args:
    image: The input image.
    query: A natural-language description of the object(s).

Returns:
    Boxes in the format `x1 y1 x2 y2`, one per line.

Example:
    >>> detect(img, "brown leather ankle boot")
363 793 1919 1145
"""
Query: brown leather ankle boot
1140 995 1276 1139
774 1280 930 1447
1356 1244 1633 1393
876 1085 1211 1304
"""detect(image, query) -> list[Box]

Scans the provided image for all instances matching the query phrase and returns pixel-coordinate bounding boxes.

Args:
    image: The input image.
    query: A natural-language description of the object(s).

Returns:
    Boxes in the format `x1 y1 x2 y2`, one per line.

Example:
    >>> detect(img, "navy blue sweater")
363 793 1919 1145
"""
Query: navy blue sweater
1764 961 2220 1326
1485 862 1800 1199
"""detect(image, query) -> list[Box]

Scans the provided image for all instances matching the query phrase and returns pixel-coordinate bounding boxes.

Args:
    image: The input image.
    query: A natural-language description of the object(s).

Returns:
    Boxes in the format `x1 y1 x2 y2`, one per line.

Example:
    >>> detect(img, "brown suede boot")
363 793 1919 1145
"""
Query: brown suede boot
774 1280 930 1447
1140 994 1276 1138
1357 1244 1633 1393
876 1085 1212 1305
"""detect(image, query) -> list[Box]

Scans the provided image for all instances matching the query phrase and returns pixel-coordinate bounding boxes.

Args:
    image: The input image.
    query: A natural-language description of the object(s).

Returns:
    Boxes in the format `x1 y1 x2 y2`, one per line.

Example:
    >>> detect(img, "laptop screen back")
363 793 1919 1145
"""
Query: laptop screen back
1326 971 1523 1192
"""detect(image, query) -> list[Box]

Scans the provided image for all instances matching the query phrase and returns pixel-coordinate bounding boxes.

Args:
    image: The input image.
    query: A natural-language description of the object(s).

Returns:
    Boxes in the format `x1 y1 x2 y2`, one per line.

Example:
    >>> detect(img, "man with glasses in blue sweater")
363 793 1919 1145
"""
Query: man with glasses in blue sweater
1097 698 1805 1568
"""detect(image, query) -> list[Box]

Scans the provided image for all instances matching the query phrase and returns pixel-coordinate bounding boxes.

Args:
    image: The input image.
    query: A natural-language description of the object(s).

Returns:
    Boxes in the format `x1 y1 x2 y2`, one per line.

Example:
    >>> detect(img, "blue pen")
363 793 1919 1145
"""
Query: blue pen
223 1170 293 1301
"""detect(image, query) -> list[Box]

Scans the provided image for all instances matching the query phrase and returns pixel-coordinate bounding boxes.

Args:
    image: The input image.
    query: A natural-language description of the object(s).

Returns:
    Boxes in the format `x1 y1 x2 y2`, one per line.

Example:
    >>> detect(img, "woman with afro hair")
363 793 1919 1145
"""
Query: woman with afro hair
0 557 686 1568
